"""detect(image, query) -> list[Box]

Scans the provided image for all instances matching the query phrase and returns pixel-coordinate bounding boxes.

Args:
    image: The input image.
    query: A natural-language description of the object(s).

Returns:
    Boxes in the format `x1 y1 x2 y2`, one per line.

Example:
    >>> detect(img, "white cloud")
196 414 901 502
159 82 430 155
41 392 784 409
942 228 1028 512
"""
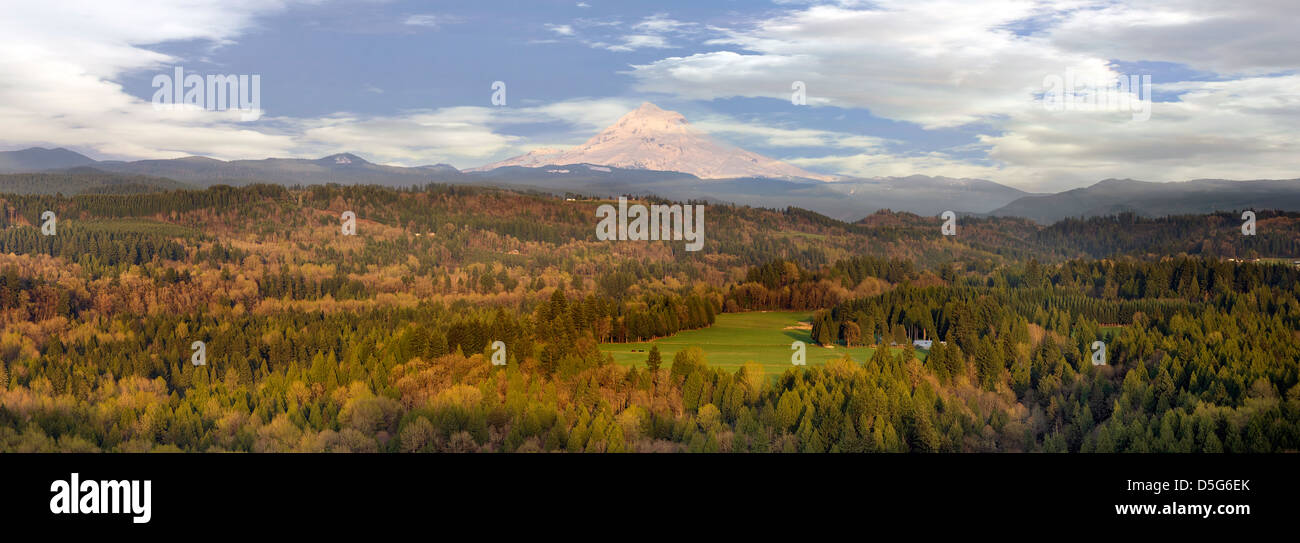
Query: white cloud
288 108 520 164
692 116 889 152
552 13 698 53
0 1 307 159
625 0 1300 191
1045 0 1300 75
630 2 1096 128
633 14 693 34
975 75 1300 190
789 152 1004 182
403 14 441 28
516 98 643 133
545 24 575 36
606 34 673 52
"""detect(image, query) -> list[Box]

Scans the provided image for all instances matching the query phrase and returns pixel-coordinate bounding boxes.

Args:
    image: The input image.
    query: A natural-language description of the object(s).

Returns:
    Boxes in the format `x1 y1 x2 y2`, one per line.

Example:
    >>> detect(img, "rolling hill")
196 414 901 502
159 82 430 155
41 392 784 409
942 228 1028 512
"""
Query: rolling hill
990 178 1300 223
0 147 96 173
0 168 195 195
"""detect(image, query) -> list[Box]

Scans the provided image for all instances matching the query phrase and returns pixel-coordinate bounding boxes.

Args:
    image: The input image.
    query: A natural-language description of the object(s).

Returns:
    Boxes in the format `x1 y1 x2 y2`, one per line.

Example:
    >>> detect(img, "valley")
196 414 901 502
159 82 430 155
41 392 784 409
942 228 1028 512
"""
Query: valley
0 181 1295 453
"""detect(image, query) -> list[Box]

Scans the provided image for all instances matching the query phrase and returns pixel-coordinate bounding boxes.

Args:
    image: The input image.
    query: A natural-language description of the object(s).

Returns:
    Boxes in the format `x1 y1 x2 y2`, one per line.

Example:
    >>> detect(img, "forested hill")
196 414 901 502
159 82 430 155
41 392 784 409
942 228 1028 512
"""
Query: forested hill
3 183 1296 268
0 169 196 195
0 183 1297 453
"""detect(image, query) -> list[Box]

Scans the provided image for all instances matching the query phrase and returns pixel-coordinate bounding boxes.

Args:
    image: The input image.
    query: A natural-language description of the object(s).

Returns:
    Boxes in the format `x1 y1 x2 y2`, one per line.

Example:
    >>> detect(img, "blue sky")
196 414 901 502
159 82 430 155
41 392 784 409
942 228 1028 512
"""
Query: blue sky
2 0 1298 191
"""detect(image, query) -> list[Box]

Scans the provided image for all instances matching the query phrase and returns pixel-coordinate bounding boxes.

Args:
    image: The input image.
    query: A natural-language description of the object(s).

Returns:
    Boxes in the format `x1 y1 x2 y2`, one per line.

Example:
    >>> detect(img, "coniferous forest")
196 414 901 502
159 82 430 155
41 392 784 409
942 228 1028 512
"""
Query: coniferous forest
1 183 1297 453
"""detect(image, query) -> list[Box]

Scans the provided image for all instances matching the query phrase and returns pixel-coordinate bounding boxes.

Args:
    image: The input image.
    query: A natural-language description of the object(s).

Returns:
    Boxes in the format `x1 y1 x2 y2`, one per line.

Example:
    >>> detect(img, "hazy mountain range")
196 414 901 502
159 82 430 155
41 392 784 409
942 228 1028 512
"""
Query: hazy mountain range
0 147 96 172
0 147 1030 220
988 178 1300 223
2 102 1298 222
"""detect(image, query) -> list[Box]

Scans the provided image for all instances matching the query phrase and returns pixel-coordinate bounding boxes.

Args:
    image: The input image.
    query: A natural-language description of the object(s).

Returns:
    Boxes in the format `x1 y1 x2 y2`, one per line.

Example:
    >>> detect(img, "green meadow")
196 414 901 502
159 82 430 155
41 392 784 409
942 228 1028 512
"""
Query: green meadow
1098 325 1127 340
74 218 199 238
600 311 923 373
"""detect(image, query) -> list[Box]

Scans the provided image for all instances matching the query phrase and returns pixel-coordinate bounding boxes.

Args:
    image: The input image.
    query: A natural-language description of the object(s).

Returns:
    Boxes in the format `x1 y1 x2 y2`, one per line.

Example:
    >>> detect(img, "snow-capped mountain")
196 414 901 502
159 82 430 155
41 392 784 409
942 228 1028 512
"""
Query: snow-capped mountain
470 102 837 181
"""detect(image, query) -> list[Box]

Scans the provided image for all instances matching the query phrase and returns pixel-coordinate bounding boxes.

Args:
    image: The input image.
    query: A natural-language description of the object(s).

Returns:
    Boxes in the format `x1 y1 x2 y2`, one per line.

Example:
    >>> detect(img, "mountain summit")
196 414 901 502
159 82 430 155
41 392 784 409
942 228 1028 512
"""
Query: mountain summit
472 102 836 181
0 147 96 173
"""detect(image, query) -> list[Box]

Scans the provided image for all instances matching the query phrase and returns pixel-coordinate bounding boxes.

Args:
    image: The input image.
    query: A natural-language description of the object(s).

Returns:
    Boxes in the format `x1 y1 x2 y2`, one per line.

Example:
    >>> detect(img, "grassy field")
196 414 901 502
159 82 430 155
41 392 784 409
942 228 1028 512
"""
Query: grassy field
600 311 923 373
74 218 199 238
1098 325 1127 340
